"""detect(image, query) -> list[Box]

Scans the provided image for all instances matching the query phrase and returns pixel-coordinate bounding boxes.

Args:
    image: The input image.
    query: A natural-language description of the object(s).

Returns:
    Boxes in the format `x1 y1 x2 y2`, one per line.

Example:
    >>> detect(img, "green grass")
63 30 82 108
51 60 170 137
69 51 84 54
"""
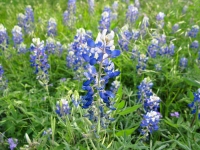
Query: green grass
0 0 200 149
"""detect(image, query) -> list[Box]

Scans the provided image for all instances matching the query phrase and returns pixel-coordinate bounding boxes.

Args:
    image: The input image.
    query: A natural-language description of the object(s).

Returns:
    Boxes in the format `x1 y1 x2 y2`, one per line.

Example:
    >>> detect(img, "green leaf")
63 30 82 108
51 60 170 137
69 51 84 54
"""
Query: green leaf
116 100 125 109
116 125 139 136
118 104 142 115
164 118 179 128
183 77 200 87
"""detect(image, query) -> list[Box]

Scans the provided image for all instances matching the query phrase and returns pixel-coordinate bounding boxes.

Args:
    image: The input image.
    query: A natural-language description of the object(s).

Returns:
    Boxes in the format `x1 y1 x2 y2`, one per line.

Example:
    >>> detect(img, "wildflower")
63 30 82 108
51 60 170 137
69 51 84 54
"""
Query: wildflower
0 24 8 48
47 18 57 37
63 0 76 27
140 111 162 137
88 0 94 14
188 89 200 119
156 12 165 29
140 16 149 37
190 40 199 49
12 25 23 47
30 38 50 86
188 25 199 38
25 5 34 22
155 64 161 71
182 5 188 14
137 54 148 74
131 46 140 59
112 1 118 12
179 57 188 69
56 98 70 116
8 138 18 150
118 24 132 51
147 39 159 58
134 0 140 8
0 64 7 90
18 43 27 53
99 7 111 32
138 78 161 137
63 10 70 26
172 23 179 33
68 0 76 14
170 112 180 118
126 4 139 24
43 128 52 136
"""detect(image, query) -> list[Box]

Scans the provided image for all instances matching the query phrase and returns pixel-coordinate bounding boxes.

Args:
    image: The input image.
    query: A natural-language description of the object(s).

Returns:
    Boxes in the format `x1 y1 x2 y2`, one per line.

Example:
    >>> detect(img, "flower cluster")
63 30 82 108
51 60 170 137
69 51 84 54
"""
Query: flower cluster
8 138 18 150
0 24 8 49
136 53 148 74
172 23 179 33
30 38 50 86
63 0 76 27
138 78 161 137
179 57 188 69
66 28 91 71
88 0 94 14
17 5 34 34
56 98 70 117
98 6 111 32
156 12 165 29
187 25 199 38
0 64 7 90
140 16 149 37
118 24 132 51
147 35 175 58
126 4 139 25
188 89 200 119
190 40 199 49
170 112 179 118
12 25 23 47
47 18 57 37
80 29 120 130
111 1 118 20
45 37 63 55
134 0 140 8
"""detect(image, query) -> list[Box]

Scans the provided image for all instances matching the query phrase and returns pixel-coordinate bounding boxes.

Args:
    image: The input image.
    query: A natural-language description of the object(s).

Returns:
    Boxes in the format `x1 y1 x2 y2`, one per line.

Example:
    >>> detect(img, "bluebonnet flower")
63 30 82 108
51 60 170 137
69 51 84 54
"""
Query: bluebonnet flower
17 13 26 28
43 128 52 136
25 5 34 22
63 0 76 27
132 29 140 40
30 38 50 86
182 5 188 14
137 54 148 74
112 1 118 12
56 98 70 117
12 25 23 47
0 24 8 48
18 43 27 53
140 16 149 37
137 77 153 102
156 12 165 29
66 28 90 70
138 78 161 137
179 57 188 69
188 89 200 119
45 37 63 55
147 39 159 58
68 0 76 14
190 40 199 49
126 4 139 24
118 24 132 51
88 0 94 14
168 42 175 56
0 64 7 90
140 111 161 137
17 6 34 34
99 7 111 32
63 10 70 26
188 25 199 38
131 46 140 59
47 18 57 37
170 112 179 118
80 29 120 130
172 23 179 33
155 64 161 71
8 138 18 150
134 0 140 8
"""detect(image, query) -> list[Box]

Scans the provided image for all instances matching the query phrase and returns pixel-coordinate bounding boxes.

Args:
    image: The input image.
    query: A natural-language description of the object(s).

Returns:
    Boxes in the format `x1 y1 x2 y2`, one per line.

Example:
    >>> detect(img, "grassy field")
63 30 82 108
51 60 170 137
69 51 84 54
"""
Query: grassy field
0 0 200 149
